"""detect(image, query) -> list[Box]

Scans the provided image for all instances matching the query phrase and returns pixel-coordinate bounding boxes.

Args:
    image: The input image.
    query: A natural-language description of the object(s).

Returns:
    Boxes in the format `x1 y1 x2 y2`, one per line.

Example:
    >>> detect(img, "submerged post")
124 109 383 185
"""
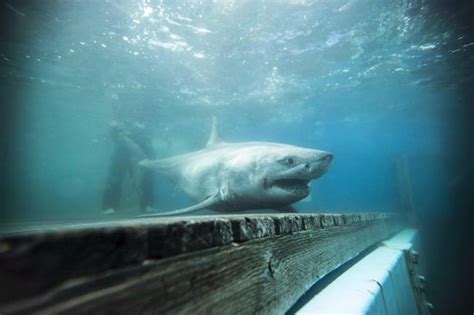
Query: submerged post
395 154 418 226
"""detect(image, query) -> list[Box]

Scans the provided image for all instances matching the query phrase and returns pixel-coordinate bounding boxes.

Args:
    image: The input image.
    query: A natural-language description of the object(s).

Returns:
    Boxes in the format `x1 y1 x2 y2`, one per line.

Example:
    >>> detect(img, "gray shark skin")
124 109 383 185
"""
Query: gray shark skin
139 119 333 216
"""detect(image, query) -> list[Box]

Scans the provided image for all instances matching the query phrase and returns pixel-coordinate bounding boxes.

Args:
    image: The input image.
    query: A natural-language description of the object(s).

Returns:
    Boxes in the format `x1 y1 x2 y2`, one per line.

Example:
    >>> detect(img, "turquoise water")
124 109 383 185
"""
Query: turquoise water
1 0 471 221
0 1 472 311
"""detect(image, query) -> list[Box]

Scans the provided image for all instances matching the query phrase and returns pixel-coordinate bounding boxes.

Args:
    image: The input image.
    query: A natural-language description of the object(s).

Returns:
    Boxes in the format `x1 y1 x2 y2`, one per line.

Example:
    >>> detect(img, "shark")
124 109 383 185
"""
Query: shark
139 118 333 216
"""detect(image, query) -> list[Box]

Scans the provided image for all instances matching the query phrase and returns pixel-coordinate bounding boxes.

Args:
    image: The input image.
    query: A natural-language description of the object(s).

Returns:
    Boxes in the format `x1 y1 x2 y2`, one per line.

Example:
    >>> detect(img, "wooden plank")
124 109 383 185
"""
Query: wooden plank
0 213 401 314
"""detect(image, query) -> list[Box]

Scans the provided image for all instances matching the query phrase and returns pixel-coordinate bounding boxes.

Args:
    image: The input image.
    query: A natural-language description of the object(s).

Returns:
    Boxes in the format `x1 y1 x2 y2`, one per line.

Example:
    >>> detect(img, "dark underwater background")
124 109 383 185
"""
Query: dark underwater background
0 0 472 313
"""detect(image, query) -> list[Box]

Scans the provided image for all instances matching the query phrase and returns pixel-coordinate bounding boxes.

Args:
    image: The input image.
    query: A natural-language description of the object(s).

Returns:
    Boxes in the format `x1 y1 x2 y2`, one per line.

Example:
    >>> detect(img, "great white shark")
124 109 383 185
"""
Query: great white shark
139 118 333 216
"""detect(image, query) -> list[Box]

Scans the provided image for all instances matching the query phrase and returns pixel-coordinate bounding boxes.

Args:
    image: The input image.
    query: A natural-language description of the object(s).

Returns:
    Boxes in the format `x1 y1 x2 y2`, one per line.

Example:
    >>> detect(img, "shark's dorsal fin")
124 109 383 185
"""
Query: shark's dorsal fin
206 116 222 147
137 194 220 217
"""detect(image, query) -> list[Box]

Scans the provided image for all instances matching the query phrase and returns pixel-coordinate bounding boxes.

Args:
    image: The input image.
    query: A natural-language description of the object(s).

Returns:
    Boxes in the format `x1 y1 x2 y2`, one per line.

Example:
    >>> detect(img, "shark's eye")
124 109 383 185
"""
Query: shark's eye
287 157 294 165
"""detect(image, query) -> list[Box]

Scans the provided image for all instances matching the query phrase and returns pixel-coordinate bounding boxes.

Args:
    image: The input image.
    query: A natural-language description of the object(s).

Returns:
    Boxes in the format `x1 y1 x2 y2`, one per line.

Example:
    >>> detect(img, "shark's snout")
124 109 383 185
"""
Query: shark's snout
308 152 333 178
319 152 333 163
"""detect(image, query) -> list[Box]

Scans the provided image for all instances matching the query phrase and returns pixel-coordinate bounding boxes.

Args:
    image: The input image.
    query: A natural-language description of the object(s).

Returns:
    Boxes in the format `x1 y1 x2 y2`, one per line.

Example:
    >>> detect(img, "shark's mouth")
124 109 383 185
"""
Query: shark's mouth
272 179 310 195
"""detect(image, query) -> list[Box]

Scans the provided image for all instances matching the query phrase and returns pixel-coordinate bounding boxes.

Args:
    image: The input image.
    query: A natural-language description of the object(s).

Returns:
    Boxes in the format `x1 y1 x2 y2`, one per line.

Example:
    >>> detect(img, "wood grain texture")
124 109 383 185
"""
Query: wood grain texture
0 213 400 314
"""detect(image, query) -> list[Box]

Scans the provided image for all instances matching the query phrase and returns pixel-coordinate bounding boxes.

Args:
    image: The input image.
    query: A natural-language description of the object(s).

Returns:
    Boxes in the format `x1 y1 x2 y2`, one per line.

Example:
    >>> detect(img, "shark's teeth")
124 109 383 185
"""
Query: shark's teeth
272 179 310 194
263 178 270 189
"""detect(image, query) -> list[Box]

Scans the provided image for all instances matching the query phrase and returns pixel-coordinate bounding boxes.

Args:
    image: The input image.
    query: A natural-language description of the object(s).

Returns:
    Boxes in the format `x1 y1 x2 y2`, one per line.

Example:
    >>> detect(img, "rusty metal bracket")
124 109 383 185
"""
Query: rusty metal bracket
404 249 434 314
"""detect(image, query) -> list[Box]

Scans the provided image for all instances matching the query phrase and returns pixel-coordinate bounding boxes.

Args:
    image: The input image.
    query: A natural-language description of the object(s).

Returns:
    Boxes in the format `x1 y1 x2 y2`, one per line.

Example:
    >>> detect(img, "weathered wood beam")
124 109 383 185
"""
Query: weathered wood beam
0 213 401 314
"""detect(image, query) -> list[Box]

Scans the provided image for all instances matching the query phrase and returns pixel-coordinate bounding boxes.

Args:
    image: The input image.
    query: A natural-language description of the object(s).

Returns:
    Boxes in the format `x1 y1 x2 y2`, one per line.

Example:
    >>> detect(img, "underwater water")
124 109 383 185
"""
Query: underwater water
0 0 472 313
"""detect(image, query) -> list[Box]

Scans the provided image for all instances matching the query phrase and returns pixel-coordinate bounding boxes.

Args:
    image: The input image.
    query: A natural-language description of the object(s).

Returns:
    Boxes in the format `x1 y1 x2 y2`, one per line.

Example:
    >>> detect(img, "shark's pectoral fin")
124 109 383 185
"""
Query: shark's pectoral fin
137 194 220 218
